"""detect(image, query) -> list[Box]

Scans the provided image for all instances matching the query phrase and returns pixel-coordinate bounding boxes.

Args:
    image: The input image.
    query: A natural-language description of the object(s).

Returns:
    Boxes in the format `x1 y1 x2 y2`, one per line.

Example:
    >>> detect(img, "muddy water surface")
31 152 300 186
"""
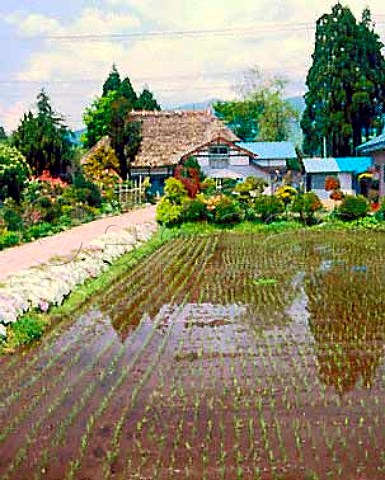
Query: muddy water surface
0 231 384 479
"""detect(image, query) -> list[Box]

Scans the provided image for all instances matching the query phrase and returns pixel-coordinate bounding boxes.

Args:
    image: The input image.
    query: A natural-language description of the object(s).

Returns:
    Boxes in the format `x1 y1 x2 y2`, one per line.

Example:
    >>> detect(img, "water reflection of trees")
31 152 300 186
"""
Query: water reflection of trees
305 254 385 394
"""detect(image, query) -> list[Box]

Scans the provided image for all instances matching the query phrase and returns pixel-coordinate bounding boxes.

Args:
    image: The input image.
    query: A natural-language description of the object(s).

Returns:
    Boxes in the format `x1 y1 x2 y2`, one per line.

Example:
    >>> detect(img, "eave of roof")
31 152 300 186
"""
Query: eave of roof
357 132 385 153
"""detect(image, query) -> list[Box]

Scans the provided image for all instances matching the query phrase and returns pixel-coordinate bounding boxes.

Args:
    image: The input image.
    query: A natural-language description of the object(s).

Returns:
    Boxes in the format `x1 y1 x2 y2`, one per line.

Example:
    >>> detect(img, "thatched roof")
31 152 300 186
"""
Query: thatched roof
130 110 239 167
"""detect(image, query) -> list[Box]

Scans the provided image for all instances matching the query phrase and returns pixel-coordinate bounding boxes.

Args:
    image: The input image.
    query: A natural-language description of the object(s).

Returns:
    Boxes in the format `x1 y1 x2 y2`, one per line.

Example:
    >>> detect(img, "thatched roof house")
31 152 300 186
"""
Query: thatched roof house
130 110 239 168
82 110 296 194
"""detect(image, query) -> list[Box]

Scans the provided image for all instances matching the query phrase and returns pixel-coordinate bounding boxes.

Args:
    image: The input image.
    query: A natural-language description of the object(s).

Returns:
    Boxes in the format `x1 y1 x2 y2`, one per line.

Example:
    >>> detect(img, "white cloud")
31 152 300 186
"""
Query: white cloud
1 0 385 131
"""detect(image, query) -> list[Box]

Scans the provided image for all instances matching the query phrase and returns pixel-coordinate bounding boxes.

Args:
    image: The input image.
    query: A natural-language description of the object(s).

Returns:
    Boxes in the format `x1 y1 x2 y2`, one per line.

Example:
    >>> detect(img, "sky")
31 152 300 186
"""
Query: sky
0 0 384 132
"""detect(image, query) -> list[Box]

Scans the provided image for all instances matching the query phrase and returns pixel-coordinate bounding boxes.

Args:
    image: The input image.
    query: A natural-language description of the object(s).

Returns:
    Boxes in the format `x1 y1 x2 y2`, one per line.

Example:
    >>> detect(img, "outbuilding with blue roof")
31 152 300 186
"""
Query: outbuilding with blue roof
303 156 373 199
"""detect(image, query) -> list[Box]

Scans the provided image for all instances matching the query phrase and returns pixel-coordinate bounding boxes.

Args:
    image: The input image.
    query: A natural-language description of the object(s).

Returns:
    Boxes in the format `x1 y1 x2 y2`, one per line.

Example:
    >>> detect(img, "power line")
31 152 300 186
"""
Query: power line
0 21 329 43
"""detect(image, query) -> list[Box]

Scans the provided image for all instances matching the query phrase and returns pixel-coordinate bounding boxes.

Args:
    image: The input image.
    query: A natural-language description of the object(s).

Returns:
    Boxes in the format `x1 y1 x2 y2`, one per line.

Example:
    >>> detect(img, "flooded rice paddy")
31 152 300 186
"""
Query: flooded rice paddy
0 230 384 479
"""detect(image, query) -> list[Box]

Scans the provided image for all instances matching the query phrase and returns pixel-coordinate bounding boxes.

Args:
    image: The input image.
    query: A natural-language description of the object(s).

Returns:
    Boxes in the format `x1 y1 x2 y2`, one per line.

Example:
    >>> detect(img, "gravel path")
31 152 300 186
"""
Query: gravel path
0 205 156 282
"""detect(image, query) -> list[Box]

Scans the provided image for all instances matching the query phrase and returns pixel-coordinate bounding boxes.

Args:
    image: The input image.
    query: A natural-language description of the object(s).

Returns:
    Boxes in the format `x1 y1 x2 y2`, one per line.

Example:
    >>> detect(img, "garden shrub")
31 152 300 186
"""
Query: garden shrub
374 196 385 221
23 222 56 241
234 176 266 204
291 192 322 225
210 195 243 225
2 207 24 231
0 231 21 250
200 178 217 196
0 143 31 202
220 179 238 195
82 143 121 200
164 178 189 204
71 172 103 207
11 316 45 345
156 197 184 226
183 196 208 222
174 156 205 198
337 194 369 221
254 195 284 223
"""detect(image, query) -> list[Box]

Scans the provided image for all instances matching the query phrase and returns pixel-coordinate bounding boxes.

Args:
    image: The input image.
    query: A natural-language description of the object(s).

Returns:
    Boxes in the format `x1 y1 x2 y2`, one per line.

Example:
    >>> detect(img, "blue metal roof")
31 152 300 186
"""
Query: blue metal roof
357 132 385 153
236 141 296 159
303 157 373 174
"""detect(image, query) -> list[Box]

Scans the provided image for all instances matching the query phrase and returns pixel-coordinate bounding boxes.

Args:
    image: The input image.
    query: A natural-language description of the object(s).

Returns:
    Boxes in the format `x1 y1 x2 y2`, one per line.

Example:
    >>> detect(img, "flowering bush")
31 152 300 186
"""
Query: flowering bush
0 143 31 202
325 176 340 191
329 189 344 201
206 194 243 224
275 185 298 207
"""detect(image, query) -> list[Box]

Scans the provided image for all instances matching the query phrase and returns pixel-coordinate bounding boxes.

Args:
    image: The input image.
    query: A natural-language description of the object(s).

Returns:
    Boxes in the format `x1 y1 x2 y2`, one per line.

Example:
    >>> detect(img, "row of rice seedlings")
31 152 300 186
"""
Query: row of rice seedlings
0 240 196 453
120 309 195 479
107 237 197 326
3 239 204 478
0 236 184 400
122 237 220 478
0 312 115 423
2 336 128 478
96 234 184 311
1 317 127 453
0 310 103 401
66 236 217 479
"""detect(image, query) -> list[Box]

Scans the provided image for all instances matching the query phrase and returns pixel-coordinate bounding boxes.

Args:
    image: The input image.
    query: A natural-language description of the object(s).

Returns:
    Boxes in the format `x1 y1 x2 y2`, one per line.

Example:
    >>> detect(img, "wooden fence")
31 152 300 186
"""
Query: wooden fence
115 176 147 210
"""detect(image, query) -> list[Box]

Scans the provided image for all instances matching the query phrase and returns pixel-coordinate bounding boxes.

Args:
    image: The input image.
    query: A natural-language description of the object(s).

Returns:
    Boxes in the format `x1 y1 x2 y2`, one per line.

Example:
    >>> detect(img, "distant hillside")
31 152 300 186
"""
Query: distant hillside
71 128 86 146
286 96 305 147
174 98 222 111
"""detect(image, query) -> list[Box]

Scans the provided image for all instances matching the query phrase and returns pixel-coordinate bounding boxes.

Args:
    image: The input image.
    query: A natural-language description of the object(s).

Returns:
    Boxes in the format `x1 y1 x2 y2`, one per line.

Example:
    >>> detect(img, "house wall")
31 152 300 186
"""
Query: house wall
373 151 385 197
255 159 287 169
338 173 353 192
308 172 354 199
192 144 251 169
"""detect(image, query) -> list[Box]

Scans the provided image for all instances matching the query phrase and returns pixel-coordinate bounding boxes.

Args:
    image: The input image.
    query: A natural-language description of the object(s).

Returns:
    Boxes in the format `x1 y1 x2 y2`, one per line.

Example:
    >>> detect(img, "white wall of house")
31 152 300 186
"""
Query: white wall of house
309 172 354 199
338 173 353 193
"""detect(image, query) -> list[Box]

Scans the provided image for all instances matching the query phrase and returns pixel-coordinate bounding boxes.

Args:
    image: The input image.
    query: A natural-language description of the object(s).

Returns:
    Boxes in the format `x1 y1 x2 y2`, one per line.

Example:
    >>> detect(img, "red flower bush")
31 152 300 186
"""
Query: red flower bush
174 165 201 198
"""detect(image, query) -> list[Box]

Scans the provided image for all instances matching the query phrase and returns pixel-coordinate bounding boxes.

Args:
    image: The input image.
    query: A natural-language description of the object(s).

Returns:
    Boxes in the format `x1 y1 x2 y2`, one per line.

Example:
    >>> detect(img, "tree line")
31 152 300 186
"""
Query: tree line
0 65 160 183
2 1 385 185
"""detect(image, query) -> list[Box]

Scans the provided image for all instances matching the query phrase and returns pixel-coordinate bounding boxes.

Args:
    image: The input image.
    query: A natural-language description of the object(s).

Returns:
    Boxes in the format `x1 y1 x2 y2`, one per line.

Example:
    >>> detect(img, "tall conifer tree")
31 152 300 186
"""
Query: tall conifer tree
301 3 385 157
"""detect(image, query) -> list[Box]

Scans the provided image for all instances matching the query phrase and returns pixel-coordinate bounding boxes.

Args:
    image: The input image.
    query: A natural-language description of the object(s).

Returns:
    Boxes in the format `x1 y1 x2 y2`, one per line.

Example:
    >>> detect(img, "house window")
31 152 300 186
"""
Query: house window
209 145 229 169
311 173 328 190
209 145 229 156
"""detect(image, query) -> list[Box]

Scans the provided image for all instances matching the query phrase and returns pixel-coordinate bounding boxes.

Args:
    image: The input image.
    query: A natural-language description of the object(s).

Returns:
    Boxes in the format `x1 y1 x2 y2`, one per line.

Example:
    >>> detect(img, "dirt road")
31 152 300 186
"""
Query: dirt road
0 205 156 281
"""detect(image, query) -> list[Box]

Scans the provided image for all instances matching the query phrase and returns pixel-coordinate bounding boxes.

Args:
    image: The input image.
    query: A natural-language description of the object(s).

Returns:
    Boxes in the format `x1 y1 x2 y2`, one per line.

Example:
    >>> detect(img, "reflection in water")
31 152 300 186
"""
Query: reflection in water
304 240 385 394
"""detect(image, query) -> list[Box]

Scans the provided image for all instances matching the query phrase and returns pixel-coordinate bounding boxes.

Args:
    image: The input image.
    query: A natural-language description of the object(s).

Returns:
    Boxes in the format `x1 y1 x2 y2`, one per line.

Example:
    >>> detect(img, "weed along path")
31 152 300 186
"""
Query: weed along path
0 205 156 281
1 230 385 479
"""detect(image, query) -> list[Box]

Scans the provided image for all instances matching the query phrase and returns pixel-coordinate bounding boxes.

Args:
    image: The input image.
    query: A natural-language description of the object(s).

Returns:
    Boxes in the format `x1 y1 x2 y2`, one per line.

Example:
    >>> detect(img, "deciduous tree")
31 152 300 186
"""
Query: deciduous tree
214 68 298 141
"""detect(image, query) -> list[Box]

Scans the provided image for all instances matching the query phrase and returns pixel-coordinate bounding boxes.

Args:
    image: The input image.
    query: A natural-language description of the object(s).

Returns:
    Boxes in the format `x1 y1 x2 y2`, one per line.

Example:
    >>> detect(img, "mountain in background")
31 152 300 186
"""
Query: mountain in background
173 98 222 111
